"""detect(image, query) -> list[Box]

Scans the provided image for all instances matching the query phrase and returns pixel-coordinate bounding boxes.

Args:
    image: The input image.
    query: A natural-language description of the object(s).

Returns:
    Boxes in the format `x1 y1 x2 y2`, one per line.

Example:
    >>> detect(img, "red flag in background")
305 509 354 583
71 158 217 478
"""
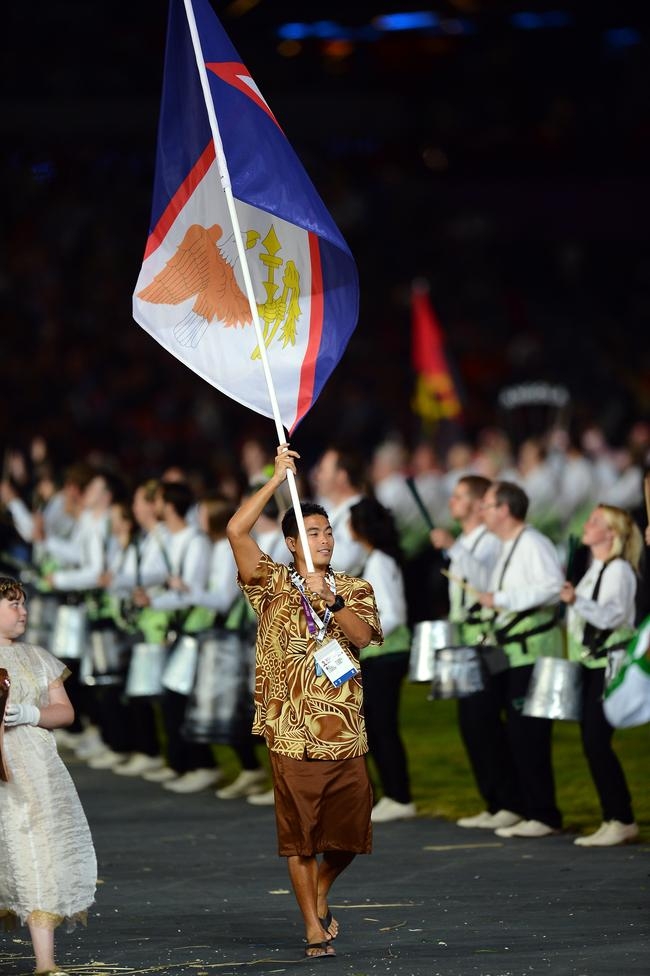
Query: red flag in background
411 280 462 422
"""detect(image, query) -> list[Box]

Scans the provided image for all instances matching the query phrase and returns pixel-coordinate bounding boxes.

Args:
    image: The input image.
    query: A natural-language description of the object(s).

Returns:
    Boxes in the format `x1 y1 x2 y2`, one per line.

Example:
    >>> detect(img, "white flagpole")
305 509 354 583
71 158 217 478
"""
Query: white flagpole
182 0 315 572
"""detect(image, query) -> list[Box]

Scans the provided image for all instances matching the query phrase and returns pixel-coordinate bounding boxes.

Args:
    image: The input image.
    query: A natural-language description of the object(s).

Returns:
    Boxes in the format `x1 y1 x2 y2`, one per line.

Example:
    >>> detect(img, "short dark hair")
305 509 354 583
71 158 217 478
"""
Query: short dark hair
458 475 492 500
493 480 529 521
281 501 329 538
161 480 194 518
96 469 127 505
331 449 368 493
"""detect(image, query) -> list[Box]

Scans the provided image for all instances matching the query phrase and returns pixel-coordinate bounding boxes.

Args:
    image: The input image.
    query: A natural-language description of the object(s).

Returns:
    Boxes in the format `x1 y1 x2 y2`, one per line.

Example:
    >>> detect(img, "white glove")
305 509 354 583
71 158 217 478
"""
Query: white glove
4 703 41 727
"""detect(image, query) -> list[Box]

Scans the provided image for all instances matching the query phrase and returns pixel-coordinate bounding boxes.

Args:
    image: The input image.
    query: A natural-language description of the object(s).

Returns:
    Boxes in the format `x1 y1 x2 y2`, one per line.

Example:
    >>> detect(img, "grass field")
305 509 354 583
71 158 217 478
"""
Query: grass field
397 681 650 835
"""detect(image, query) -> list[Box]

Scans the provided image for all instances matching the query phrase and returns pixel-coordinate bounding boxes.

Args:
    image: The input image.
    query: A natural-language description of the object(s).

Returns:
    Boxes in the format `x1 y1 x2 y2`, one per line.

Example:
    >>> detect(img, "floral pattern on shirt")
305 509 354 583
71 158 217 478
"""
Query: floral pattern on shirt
240 554 383 759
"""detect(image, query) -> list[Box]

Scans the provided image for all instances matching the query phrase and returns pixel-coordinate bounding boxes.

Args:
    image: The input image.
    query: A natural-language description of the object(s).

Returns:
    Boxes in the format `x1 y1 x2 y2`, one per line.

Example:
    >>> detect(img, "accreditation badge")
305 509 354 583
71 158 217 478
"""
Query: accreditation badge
313 640 359 687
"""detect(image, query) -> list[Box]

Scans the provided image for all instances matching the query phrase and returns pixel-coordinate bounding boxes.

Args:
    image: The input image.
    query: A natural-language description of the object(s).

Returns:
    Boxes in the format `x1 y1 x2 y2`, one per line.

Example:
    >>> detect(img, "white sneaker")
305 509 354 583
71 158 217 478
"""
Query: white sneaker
74 730 105 759
143 765 178 783
88 749 128 770
164 768 222 793
247 788 275 806
496 819 558 838
114 754 164 777
484 809 523 829
456 810 493 829
574 820 639 847
371 797 417 823
456 809 521 829
216 768 268 799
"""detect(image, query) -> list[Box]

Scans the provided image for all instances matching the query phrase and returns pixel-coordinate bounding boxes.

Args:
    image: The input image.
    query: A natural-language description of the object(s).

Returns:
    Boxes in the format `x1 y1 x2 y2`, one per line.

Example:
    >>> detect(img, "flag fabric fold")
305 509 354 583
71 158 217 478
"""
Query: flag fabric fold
411 281 462 423
133 0 359 433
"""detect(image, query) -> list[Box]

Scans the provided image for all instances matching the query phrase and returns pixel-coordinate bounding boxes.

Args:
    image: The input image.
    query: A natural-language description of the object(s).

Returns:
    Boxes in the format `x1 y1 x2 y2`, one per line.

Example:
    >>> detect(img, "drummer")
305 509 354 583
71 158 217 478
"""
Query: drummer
430 475 521 831
560 504 642 847
475 481 564 839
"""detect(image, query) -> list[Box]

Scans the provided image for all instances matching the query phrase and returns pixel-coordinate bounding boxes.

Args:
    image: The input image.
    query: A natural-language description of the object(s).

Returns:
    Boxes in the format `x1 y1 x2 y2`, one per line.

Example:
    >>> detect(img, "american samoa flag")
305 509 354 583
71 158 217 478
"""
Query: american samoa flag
132 0 359 433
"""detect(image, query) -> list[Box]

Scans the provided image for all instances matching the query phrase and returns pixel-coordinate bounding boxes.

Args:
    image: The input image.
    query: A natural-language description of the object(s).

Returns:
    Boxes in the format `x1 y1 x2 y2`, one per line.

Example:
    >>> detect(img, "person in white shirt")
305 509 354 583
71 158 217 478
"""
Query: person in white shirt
133 480 214 794
103 480 170 779
313 448 367 575
349 497 415 824
476 481 565 839
371 441 433 558
46 472 122 596
560 504 642 847
430 475 521 831
183 496 269 801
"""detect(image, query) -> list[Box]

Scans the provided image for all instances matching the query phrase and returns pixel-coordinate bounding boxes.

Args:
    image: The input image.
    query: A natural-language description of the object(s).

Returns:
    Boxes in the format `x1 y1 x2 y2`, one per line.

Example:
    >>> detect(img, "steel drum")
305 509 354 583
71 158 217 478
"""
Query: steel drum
409 620 459 683
162 634 199 696
428 646 485 700
522 657 583 721
24 593 59 647
125 642 168 698
80 628 130 687
50 604 88 661
182 629 252 744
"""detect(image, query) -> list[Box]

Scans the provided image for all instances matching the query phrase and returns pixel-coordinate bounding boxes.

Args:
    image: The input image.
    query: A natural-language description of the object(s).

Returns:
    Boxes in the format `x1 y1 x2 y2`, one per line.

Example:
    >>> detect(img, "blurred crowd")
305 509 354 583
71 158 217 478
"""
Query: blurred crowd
0 419 647 826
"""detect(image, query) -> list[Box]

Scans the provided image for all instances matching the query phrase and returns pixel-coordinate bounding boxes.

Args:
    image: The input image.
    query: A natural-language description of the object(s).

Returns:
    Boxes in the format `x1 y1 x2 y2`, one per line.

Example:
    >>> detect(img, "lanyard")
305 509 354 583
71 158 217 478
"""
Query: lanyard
290 567 336 643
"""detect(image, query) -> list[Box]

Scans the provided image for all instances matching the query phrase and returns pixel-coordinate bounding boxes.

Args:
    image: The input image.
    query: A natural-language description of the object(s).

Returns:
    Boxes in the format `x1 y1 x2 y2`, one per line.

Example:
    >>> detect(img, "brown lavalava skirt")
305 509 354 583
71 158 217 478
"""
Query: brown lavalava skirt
269 752 373 857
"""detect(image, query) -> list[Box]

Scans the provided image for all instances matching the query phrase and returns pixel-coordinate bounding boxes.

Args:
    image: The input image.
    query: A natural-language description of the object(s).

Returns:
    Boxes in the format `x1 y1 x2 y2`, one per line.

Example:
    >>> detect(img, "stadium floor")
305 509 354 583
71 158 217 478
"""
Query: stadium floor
1 754 648 976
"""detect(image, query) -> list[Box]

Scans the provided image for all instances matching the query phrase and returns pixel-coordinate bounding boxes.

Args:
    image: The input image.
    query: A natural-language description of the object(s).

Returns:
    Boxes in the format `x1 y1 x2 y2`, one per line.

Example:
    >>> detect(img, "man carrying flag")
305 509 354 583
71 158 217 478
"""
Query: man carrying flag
227 445 383 958
132 0 372 960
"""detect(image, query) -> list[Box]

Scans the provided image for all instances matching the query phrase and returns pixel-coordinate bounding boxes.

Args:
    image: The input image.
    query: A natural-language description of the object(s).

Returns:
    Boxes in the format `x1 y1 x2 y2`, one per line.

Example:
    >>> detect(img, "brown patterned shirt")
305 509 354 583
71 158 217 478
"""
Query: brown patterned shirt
240 553 383 760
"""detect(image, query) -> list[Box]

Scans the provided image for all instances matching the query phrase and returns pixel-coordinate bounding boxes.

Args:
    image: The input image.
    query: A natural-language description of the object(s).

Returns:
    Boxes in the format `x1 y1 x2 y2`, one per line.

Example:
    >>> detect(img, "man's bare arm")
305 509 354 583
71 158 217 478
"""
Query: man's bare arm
227 445 298 584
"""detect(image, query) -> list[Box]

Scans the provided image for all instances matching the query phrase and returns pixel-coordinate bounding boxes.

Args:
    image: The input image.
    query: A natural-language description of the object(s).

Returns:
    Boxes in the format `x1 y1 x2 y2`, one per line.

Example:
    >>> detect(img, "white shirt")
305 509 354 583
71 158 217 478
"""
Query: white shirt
361 549 407 637
149 525 211 611
518 464 558 521
600 467 643 510
374 474 434 535
448 525 502 590
51 512 115 591
556 455 597 523
109 530 169 594
490 526 564 619
325 494 366 575
568 557 637 639
254 527 290 564
184 538 241 615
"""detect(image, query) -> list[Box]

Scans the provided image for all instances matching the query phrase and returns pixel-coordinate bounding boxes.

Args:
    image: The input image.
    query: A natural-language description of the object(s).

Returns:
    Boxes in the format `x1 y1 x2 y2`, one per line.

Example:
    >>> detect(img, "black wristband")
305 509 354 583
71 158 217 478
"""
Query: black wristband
330 595 345 613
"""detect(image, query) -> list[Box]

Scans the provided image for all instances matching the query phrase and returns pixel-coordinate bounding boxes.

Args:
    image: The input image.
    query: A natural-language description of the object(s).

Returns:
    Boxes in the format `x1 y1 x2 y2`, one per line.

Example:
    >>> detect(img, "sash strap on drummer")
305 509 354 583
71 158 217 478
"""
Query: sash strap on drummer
495 605 561 655
581 557 623 659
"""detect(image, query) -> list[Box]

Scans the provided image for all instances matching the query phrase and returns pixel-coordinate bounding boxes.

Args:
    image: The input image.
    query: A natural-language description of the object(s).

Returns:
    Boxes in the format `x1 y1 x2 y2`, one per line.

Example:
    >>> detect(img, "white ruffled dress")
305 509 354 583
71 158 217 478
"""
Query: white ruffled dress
0 643 97 930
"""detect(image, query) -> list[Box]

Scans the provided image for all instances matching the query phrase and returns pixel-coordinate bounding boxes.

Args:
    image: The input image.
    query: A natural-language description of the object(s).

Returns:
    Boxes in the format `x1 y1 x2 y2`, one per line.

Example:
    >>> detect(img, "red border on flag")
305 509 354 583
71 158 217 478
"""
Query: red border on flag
143 142 216 260
292 233 323 432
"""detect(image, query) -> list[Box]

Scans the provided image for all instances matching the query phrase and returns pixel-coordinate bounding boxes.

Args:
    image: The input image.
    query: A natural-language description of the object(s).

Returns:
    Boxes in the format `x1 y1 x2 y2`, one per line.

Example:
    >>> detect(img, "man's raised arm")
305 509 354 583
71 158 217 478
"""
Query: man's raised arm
227 445 299 584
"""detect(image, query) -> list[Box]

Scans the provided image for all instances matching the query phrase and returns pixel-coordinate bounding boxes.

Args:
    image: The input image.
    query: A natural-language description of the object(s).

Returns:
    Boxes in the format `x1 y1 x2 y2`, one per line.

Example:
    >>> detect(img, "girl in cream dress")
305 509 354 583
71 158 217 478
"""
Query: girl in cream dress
0 577 96 975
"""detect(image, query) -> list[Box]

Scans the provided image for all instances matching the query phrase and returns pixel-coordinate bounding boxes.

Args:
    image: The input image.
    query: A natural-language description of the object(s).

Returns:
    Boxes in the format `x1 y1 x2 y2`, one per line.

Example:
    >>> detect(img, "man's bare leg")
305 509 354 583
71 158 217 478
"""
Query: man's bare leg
287 854 335 956
316 850 355 939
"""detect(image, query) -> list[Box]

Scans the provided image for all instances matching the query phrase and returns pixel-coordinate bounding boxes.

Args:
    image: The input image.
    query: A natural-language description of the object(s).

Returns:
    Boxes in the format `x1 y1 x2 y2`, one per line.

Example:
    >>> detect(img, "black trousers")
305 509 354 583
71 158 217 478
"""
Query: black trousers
580 666 634 823
161 689 217 774
460 665 562 828
458 683 522 816
94 684 134 754
361 653 412 804
127 697 161 758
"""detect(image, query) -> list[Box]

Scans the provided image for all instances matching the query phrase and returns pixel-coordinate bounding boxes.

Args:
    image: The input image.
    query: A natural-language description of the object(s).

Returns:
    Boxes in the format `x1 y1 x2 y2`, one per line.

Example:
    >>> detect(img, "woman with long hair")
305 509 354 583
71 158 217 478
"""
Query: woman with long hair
349 497 415 823
560 504 643 847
